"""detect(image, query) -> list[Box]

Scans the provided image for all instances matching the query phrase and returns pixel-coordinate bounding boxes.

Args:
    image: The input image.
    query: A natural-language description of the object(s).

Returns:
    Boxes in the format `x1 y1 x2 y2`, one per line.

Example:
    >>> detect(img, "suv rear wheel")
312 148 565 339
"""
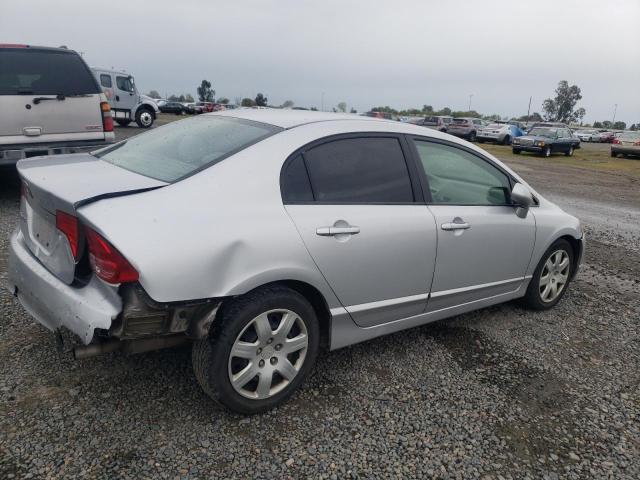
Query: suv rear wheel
468 131 476 142
192 285 319 414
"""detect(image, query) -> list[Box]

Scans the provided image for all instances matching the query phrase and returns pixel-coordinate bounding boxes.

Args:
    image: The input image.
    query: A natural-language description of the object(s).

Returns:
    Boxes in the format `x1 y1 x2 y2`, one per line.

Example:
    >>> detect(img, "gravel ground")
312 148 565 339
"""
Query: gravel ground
1 131 639 479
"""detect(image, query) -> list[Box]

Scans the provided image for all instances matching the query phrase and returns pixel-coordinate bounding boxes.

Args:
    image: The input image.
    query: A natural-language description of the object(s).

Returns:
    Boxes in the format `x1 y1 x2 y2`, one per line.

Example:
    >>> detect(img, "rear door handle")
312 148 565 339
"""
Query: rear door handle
316 226 360 236
441 222 470 231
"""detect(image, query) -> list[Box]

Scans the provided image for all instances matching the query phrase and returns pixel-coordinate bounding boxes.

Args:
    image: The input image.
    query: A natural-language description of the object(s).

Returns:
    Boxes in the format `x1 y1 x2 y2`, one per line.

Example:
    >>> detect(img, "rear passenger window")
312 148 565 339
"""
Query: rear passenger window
100 74 112 88
281 155 313 202
303 137 414 203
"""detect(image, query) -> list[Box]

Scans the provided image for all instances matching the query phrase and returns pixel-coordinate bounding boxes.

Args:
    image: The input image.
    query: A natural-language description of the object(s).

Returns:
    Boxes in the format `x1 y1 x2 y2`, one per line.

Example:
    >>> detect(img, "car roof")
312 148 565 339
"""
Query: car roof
206 108 384 129
0 44 79 54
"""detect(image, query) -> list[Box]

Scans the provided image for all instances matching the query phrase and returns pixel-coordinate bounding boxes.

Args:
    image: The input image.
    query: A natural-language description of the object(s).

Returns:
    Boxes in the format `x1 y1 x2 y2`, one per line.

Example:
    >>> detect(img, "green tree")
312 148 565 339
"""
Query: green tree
241 97 255 107
255 93 268 107
147 90 161 99
438 107 452 116
422 105 434 113
281 100 294 108
310 107 318 111
167 94 179 101
593 121 603 128
630 124 637 131
542 81 586 124
184 94 194 103
613 121 626 130
197 80 215 102
217 97 229 104
336 102 347 113
350 107 357 113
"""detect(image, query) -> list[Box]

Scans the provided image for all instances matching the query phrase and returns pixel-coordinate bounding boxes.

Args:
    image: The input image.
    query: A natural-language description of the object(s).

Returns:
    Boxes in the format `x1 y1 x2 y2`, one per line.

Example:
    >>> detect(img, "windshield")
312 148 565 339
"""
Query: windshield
0 48 99 95
487 123 504 129
529 127 557 138
95 116 281 182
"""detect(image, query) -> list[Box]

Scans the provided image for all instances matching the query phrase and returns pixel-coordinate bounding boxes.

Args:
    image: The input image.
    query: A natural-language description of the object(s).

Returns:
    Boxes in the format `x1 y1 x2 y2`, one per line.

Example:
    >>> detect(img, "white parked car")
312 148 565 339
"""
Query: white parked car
575 130 598 142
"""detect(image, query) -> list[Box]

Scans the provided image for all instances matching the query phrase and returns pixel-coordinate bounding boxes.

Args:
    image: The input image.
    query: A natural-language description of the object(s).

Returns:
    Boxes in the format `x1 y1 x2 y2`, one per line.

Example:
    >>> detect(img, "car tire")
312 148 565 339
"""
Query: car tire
542 146 552 157
521 238 574 311
115 119 131 127
512 148 521 154
565 146 574 157
135 107 155 128
192 285 319 414
610 151 617 158
502 135 511 145
478 139 485 143
468 131 476 142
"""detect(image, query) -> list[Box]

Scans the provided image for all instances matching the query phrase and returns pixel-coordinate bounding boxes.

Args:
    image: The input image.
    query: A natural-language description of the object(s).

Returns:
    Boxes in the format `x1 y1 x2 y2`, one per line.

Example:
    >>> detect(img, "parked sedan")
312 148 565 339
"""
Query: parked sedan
158 101 186 115
513 127 579 157
477 122 524 145
7 110 583 413
576 130 599 142
596 131 615 143
611 131 640 158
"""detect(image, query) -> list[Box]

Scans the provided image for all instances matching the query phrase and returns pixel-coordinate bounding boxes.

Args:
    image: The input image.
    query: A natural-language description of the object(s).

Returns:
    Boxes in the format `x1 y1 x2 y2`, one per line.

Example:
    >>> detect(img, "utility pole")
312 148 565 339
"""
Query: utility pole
321 92 325 112
468 94 473 112
526 96 532 128
612 104 618 126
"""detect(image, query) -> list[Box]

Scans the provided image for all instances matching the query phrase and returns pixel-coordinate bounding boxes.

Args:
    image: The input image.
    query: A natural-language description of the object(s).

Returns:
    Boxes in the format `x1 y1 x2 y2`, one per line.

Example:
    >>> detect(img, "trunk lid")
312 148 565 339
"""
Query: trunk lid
18 154 166 284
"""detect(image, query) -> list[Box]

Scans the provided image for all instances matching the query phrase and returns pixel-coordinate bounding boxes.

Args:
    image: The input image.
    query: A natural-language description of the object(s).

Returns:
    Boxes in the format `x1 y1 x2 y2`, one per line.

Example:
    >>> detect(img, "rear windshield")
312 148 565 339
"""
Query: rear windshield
95 116 281 182
423 116 439 124
0 48 100 95
452 118 469 124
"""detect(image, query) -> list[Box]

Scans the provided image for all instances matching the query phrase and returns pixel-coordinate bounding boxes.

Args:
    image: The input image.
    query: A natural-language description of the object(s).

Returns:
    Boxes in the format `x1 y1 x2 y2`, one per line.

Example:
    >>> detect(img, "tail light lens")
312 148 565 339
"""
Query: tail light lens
100 101 114 132
634 141 640 146
85 227 138 284
56 210 80 259
612 138 621 144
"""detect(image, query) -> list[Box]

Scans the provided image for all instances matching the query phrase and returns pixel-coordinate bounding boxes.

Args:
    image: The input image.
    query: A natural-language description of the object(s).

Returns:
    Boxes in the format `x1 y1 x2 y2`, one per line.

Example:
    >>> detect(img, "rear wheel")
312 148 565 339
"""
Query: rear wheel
521 239 574 310
565 146 574 157
610 151 617 158
502 135 512 145
512 148 521 154
192 285 319 414
468 131 476 142
135 107 154 128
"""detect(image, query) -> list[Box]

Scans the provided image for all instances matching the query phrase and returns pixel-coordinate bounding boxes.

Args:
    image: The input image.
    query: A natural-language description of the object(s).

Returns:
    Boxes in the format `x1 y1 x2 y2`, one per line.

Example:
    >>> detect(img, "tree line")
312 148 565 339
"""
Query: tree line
146 79 635 129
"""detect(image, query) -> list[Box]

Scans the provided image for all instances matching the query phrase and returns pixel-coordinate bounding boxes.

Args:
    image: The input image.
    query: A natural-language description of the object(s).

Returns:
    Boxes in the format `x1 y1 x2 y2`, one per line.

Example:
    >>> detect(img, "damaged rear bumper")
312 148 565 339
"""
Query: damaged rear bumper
7 229 122 345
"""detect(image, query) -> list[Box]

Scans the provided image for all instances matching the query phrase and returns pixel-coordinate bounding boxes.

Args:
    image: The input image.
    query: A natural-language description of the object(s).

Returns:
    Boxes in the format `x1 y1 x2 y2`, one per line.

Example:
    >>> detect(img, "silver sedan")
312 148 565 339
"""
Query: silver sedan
7 110 583 413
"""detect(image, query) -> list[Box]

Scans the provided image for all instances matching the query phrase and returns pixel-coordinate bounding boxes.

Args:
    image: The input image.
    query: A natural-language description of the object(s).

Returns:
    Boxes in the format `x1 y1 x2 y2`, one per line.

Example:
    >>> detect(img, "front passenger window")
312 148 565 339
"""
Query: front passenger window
413 140 511 205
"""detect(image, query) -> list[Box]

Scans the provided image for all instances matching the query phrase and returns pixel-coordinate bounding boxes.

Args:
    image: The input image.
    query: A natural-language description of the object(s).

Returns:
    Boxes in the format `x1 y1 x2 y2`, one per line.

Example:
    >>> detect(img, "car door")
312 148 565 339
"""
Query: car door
113 75 136 114
409 138 536 312
283 135 438 328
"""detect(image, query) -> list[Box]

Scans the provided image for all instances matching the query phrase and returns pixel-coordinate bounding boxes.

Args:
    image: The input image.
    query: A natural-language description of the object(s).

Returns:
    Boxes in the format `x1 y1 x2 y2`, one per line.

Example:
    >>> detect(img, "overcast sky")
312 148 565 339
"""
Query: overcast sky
3 0 639 124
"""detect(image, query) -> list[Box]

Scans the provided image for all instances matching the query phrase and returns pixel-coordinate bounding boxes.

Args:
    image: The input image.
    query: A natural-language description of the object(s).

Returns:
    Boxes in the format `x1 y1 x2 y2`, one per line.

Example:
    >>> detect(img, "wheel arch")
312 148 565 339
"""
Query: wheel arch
136 103 156 118
559 234 583 279
219 279 334 350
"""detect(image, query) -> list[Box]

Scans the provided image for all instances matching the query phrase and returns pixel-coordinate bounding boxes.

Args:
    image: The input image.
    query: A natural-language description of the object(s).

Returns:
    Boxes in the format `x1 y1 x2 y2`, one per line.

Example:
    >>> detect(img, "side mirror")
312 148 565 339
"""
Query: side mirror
511 183 533 218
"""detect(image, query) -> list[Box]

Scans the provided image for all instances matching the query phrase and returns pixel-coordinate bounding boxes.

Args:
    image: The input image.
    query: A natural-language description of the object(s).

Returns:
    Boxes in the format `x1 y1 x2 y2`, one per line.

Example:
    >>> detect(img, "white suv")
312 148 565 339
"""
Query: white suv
0 44 115 166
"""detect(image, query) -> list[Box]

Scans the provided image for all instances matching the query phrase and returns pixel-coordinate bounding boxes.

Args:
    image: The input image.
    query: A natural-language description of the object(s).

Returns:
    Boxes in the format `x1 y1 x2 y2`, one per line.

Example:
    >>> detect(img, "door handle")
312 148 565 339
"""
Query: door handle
441 221 470 231
316 226 360 236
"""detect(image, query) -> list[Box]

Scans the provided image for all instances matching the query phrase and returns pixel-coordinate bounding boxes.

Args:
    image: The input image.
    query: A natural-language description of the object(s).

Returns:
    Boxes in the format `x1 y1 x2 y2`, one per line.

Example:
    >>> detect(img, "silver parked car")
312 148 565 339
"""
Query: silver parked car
7 110 583 413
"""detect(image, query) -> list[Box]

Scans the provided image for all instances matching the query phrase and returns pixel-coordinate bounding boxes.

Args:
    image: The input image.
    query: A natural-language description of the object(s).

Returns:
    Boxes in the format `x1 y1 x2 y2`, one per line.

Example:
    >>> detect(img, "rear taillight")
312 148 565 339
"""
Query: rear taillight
56 210 80 259
100 101 114 132
85 227 138 284
612 138 621 144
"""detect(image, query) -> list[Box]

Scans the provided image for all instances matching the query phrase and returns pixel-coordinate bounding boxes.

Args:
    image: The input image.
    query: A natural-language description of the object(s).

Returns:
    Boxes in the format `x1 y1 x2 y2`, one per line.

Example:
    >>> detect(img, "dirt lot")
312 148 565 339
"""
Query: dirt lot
1 121 639 479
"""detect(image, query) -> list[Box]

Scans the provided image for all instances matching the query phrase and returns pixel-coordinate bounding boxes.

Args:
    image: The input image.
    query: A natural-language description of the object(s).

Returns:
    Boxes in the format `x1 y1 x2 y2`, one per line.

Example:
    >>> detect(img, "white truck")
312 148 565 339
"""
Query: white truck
91 67 159 128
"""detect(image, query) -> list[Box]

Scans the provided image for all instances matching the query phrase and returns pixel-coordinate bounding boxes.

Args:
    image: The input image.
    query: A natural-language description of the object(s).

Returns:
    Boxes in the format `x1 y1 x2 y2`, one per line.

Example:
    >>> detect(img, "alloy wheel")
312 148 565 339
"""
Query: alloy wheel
228 309 308 400
539 249 570 302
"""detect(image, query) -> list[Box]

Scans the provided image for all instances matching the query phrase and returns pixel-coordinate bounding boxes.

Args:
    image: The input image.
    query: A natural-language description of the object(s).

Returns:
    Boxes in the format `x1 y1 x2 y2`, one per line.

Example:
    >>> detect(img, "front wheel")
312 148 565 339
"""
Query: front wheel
468 131 476 142
521 239 574 310
192 285 319 414
542 145 552 157
565 146 574 157
502 135 512 145
135 108 154 128
512 148 521 154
